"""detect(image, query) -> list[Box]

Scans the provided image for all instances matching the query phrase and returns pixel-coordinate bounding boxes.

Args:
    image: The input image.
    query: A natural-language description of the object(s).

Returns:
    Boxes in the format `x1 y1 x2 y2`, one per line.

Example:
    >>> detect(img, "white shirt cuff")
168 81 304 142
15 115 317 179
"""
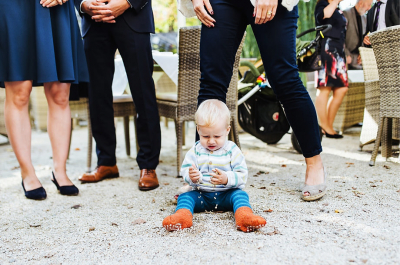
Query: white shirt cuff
80 0 88 13
126 0 133 8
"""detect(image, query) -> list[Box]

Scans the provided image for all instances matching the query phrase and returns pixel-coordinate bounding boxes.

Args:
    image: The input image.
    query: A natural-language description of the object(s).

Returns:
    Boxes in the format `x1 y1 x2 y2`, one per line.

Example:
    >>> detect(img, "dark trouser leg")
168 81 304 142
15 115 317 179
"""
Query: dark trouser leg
250 5 322 158
113 19 161 170
198 0 248 106
197 0 247 140
83 24 117 166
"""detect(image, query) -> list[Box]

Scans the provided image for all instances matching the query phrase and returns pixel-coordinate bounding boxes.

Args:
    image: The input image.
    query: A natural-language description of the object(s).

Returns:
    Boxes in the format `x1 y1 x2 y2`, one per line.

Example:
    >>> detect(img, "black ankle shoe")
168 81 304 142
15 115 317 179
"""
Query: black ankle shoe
51 172 79 196
21 181 47 200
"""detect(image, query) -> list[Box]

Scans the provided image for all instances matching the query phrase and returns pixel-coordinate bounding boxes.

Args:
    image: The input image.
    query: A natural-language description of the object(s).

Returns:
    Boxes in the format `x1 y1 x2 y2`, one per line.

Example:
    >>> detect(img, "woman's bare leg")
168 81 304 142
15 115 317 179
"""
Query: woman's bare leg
315 86 336 134
44 82 73 186
327 86 348 130
4 81 42 190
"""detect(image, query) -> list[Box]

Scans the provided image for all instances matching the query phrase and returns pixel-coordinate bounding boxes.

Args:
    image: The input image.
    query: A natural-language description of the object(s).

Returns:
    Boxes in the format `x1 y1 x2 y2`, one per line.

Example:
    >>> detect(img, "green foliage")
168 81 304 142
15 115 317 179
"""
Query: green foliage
242 26 261 59
153 0 178 32
297 0 317 41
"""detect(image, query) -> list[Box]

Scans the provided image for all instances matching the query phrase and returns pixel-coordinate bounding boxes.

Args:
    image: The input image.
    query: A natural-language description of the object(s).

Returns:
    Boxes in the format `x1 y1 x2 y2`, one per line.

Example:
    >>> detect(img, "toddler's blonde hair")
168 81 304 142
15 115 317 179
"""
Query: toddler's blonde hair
195 99 231 128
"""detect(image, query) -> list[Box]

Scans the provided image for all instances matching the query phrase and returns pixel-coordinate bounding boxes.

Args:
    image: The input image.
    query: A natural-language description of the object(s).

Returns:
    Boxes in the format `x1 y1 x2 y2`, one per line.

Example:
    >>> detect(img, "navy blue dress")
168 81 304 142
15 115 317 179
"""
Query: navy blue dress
0 1 89 88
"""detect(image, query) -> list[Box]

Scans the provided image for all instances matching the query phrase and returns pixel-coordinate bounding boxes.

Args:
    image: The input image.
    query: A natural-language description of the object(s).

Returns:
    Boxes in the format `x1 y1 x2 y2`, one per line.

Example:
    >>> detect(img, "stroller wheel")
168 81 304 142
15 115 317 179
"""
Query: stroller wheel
291 127 323 154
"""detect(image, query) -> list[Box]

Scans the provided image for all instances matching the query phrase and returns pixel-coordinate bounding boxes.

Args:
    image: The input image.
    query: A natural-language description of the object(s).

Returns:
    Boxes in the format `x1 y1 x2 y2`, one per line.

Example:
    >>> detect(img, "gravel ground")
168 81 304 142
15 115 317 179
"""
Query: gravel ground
0 120 399 264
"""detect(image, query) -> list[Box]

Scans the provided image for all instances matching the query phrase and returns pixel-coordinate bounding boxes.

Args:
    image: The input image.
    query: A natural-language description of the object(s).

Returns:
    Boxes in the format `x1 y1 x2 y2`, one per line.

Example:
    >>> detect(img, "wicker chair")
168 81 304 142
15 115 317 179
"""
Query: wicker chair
369 25 400 165
156 26 244 176
0 89 7 137
332 81 365 133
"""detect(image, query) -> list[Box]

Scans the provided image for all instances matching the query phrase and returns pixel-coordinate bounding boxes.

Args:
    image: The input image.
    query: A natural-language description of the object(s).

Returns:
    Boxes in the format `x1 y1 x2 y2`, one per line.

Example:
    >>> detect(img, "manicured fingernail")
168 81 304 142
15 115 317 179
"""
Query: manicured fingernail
210 11 214 15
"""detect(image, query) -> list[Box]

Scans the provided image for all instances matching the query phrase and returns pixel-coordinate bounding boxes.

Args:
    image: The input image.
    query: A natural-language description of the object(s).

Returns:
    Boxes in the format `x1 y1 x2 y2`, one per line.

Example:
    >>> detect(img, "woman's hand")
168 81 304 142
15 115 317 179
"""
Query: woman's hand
192 0 216 27
254 0 278 24
40 0 68 8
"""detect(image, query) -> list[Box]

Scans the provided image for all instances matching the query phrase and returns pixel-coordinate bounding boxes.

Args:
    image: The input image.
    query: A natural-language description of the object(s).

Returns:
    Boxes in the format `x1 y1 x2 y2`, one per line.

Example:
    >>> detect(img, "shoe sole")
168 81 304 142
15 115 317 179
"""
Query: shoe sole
80 173 120 183
301 189 326 201
139 184 159 191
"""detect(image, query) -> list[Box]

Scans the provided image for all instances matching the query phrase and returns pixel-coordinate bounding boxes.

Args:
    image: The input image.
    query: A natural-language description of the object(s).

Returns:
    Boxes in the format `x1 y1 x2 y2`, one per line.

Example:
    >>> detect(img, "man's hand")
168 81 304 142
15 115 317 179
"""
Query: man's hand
209 168 228 185
363 35 371 45
81 0 114 23
189 164 201 183
357 54 362 65
40 0 68 8
254 0 278 24
192 0 216 28
90 0 131 23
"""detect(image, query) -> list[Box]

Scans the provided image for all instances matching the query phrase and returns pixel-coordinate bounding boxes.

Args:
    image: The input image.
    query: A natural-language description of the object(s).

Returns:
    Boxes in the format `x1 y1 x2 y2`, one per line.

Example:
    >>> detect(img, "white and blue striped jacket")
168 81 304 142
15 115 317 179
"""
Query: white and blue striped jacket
181 141 248 192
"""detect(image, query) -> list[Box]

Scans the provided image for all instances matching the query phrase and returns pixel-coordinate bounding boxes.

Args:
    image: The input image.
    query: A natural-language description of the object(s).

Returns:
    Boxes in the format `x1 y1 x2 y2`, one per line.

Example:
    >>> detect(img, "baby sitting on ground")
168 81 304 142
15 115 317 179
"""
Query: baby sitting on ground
163 99 266 232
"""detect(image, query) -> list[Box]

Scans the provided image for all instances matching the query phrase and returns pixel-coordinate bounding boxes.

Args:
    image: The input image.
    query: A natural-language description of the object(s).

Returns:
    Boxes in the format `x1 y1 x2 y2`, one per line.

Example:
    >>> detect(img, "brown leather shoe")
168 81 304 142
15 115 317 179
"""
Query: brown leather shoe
79 165 119 183
139 169 159 191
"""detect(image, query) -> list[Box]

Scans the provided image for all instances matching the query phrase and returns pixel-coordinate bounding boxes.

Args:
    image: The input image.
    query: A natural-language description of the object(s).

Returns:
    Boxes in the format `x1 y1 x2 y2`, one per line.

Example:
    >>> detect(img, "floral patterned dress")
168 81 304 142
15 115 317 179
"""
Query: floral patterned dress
315 0 348 88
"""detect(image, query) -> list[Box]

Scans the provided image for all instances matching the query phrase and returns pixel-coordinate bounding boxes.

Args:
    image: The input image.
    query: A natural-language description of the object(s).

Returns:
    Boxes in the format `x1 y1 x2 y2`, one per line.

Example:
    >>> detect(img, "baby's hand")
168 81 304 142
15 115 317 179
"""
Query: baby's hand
189 164 201 183
209 168 228 185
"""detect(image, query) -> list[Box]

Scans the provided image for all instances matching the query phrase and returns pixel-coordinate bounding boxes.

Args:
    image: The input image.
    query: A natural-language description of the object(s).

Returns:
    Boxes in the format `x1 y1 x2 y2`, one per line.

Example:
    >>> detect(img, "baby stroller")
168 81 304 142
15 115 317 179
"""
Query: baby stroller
238 24 332 154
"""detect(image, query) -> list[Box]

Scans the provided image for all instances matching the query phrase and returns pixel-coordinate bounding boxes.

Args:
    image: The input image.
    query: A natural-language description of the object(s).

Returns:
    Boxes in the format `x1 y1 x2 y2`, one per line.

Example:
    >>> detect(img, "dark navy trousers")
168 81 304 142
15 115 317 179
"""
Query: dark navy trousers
198 0 322 158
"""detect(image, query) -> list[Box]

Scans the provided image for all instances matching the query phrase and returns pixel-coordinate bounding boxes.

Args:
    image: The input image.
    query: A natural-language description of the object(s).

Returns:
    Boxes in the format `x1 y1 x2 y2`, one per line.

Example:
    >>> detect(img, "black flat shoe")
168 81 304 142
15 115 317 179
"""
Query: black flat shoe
324 132 344 139
51 172 79 196
22 181 47 200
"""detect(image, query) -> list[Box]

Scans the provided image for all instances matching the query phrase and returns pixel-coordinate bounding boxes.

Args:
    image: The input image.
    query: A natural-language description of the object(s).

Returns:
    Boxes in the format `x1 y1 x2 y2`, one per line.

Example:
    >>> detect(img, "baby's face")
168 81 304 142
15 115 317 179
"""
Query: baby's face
197 122 230 151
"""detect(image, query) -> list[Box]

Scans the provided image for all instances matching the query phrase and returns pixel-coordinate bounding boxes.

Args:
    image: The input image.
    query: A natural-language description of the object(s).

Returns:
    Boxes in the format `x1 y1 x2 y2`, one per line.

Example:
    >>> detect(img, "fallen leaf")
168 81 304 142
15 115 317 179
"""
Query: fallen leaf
397 190 400 193
71 204 82 209
132 218 146 225
29 224 41 228
369 181 374 183
371 185 377 187
162 173 168 176
163 183 169 185
322 203 329 206
250 184 255 187
270 183 276 186
11 166 20 170
346 162 354 165
253 175 259 177
335 209 344 213
259 187 266 190
152 198 156 203
89 227 95 231
159 160 163 163
383 165 390 169
352 187 357 190
74 148 80 151
281 164 287 167
111 223 118 226
263 209 273 213
257 171 265 174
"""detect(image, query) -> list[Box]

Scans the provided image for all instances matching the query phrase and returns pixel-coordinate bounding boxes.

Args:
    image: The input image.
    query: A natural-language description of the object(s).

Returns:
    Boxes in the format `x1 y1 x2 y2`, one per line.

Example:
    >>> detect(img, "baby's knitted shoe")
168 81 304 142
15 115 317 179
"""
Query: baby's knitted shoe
162 209 193 231
235 206 266 232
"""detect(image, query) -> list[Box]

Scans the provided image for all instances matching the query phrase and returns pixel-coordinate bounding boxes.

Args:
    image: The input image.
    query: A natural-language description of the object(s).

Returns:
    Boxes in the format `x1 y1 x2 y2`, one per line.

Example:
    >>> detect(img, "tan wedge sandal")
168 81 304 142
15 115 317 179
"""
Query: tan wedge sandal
301 167 327 201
